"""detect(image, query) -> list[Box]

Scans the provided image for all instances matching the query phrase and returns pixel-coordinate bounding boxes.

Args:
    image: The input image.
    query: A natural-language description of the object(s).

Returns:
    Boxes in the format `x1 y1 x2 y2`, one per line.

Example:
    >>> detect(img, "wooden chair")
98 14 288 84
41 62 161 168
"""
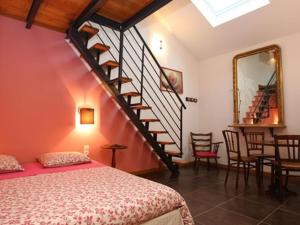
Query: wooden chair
244 132 265 156
190 132 222 170
272 135 300 198
222 130 257 189
245 132 273 186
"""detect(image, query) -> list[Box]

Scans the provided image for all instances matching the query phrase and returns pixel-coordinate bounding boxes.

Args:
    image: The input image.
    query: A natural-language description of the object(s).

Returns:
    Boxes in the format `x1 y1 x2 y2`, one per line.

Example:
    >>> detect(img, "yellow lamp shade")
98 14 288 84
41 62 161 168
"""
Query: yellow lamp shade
79 108 94 124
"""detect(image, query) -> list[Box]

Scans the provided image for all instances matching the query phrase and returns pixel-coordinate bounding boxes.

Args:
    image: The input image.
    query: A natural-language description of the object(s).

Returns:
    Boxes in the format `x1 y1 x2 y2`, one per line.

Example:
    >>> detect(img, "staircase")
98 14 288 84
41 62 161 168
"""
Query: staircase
243 72 278 124
67 21 186 174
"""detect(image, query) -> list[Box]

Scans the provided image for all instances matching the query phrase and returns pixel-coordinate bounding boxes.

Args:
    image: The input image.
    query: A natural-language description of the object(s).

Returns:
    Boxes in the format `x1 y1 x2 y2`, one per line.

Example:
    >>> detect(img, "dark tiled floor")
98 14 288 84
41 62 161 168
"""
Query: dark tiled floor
140 166 300 225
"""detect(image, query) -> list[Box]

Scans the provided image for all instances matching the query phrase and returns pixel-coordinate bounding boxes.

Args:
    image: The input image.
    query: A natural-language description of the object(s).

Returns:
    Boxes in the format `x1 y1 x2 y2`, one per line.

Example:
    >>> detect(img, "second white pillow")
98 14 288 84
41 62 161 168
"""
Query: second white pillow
38 152 91 168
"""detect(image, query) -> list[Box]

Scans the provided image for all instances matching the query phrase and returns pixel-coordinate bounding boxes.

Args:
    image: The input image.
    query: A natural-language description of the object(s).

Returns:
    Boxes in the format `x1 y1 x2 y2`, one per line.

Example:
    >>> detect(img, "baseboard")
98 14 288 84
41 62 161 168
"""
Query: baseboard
194 159 275 176
130 160 193 175
173 159 194 167
130 166 165 175
130 159 300 180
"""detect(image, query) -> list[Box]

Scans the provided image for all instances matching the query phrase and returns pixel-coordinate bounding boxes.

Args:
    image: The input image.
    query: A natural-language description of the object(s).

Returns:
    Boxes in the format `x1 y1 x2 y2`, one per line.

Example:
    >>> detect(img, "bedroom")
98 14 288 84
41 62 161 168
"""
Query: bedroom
0 0 299 224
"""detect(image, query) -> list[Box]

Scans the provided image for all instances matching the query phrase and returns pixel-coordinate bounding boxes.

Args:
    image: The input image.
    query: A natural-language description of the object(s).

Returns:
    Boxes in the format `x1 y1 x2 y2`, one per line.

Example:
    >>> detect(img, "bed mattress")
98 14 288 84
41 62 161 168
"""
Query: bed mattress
0 162 193 225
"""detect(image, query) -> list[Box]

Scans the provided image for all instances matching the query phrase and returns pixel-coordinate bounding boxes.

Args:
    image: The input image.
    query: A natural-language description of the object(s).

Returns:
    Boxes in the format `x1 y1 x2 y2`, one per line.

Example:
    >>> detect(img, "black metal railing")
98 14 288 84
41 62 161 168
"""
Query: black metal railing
251 71 276 123
87 21 186 154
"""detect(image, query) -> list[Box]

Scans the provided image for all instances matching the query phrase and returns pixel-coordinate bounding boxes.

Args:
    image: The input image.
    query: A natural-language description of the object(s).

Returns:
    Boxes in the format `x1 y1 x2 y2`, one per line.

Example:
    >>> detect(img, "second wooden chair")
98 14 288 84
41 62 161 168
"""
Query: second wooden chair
222 130 257 189
244 132 273 187
271 135 300 199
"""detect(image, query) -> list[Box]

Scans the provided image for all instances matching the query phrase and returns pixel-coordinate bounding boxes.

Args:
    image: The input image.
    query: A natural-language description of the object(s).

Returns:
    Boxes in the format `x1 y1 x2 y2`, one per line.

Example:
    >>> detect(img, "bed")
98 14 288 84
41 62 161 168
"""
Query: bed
0 161 193 225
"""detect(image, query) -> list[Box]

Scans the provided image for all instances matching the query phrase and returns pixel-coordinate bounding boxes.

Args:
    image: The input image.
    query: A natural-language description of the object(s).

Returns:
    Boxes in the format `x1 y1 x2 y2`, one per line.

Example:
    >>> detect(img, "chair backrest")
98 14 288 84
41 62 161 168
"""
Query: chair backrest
190 132 212 155
274 135 300 162
222 130 240 159
244 132 265 156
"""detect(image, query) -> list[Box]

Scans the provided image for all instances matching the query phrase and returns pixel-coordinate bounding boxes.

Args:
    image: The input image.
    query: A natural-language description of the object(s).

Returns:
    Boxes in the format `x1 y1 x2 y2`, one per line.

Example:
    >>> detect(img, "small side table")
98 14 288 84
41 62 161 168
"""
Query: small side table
102 144 127 168
253 154 274 187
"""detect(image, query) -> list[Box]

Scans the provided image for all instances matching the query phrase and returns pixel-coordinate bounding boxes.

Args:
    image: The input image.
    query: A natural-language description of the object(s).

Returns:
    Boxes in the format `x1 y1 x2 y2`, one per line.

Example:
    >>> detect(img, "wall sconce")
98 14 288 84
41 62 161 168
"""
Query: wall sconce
159 40 163 50
151 34 165 54
79 107 94 124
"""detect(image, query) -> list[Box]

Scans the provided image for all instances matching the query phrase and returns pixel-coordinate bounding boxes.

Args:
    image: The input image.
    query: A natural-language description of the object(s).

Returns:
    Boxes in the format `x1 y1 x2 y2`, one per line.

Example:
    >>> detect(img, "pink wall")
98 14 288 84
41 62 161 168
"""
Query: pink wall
0 15 161 172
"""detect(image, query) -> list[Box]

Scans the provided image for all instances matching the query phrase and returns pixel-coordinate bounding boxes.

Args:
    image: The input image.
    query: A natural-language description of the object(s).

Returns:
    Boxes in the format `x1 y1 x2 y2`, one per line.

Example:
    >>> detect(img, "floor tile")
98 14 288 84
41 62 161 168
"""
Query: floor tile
264 209 300 225
184 197 214 217
139 165 300 225
219 197 276 220
206 182 244 198
194 207 258 225
167 181 207 195
183 186 232 206
281 195 300 215
238 188 282 206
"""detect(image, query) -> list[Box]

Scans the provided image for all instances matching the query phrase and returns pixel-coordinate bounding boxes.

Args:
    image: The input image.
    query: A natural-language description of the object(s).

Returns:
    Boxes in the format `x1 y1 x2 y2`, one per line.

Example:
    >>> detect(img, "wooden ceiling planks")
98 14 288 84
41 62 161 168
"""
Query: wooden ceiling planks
0 0 90 32
0 0 155 32
34 0 90 32
96 0 154 23
0 0 32 21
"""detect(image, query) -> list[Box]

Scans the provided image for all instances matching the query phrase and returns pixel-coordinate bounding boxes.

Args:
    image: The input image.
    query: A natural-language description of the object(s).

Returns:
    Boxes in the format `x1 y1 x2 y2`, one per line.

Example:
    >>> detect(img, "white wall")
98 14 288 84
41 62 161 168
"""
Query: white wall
138 17 201 160
197 31 300 165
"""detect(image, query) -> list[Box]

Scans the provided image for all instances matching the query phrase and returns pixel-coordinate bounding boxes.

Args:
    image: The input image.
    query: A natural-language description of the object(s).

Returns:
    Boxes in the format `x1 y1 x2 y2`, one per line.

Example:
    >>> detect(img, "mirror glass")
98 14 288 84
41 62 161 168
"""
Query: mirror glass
233 45 284 125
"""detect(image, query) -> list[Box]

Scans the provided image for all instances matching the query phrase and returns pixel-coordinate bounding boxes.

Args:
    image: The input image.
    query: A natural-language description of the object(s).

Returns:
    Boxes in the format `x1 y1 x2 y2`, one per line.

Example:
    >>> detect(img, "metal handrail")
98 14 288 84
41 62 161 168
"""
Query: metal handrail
99 25 181 127
94 24 181 145
128 28 182 110
86 21 183 153
118 31 181 117
133 26 186 109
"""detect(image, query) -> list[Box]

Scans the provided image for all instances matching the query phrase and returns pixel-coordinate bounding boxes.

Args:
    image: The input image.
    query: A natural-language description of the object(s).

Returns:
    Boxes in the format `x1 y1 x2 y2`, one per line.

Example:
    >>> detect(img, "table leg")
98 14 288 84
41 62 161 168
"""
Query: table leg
267 165 297 198
256 158 261 187
112 148 116 168
260 158 264 185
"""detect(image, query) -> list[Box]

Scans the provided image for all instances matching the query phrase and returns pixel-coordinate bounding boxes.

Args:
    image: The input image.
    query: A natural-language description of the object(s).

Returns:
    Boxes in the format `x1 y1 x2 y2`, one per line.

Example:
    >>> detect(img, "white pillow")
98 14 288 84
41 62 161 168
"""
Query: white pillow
0 154 24 173
37 152 91 168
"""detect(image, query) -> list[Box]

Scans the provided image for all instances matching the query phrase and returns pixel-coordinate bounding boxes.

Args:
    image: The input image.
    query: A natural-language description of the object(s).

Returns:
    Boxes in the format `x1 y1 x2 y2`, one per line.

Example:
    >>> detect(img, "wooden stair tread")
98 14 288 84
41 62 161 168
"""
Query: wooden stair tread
109 77 132 85
79 25 99 36
149 130 168 134
141 119 160 123
131 104 151 110
122 92 141 97
89 43 110 52
101 60 119 69
158 141 175 145
165 150 182 157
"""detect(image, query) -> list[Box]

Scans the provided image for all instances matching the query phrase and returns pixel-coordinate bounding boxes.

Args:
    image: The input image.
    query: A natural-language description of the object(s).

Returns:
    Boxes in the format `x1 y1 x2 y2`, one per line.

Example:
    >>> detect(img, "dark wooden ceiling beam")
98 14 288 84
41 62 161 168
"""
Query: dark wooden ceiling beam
75 0 106 27
26 0 43 29
122 0 172 31
90 14 122 31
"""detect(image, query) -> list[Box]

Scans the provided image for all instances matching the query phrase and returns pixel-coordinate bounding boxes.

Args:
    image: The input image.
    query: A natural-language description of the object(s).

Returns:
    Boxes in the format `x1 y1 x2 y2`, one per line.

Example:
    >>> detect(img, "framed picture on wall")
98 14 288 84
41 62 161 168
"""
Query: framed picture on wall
160 67 183 94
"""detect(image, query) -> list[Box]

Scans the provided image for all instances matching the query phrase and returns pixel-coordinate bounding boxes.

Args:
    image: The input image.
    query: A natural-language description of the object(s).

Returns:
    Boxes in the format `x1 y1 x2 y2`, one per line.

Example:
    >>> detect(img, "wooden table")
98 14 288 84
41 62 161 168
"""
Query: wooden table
102 144 127 168
249 140 276 187
250 139 296 196
253 153 274 187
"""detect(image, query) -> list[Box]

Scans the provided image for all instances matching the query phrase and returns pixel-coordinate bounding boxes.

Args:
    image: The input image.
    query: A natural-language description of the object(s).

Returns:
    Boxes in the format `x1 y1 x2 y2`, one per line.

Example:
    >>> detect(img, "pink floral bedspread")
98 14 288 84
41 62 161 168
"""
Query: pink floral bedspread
0 167 193 225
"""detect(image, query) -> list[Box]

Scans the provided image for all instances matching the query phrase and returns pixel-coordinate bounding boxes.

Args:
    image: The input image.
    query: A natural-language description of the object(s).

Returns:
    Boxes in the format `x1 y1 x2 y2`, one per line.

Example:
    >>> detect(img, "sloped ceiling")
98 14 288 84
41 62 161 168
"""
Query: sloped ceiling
156 0 300 60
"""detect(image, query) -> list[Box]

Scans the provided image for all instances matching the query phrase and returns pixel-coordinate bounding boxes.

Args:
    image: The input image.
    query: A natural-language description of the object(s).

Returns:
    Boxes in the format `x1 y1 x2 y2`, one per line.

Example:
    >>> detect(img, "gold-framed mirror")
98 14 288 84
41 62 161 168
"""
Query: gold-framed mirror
233 45 284 127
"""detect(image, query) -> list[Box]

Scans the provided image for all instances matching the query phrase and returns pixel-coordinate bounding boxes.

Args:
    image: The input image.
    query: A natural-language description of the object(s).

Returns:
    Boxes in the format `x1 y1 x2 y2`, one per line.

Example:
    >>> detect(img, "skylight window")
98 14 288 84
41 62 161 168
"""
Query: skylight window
191 0 270 27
